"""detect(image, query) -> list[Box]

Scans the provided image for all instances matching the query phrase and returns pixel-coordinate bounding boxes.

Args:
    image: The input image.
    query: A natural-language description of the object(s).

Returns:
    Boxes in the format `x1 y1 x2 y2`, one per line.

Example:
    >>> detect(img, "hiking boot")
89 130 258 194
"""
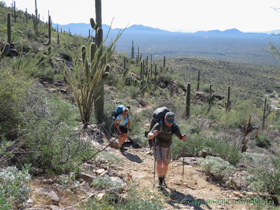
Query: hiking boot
119 145 124 152
162 176 167 188
157 176 163 189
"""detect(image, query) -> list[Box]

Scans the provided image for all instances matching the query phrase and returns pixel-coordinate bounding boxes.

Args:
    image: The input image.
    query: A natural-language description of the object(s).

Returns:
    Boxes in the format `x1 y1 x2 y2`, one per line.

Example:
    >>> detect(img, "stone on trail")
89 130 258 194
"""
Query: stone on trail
36 188 60 205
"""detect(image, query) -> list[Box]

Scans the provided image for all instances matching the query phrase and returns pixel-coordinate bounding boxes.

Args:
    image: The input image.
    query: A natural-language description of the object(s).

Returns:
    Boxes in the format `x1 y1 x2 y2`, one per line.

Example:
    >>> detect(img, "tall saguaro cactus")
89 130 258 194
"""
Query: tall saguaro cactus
262 97 272 130
186 82 191 119
197 70 200 91
226 86 230 112
12 1 18 23
131 40 134 59
7 13 11 44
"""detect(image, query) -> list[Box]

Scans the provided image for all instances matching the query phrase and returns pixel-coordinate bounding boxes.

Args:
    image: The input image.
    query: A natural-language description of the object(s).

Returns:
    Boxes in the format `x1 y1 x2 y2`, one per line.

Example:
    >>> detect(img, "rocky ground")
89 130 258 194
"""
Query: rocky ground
23 128 261 210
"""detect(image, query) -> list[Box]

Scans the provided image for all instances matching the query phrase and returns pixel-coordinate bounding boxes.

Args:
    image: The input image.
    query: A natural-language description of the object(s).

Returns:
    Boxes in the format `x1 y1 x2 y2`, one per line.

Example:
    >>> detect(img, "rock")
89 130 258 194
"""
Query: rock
109 138 120 149
28 168 43 175
96 192 105 200
178 157 203 166
42 179 53 184
81 181 91 191
23 198 33 208
36 188 60 205
110 177 127 190
99 170 108 177
77 172 96 185
96 169 105 175
233 191 242 198
48 205 60 210
83 163 96 171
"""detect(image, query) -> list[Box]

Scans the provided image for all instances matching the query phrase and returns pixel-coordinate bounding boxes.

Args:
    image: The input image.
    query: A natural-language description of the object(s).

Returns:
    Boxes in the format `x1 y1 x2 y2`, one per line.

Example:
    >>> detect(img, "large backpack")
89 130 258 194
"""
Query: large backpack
148 107 177 147
110 105 125 120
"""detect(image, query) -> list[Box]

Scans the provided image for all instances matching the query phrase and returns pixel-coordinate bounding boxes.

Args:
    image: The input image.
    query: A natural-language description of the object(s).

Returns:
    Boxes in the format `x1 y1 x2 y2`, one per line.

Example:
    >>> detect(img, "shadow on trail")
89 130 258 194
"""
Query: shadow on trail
161 187 212 210
121 151 143 163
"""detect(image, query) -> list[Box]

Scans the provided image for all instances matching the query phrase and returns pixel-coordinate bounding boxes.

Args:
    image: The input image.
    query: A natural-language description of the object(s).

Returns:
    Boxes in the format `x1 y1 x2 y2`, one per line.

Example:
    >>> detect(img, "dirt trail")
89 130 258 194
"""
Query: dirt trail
112 145 250 210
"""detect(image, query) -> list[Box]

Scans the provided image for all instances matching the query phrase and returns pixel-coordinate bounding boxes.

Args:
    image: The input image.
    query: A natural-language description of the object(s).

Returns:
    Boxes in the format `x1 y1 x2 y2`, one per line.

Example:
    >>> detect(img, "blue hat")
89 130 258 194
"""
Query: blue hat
165 112 175 123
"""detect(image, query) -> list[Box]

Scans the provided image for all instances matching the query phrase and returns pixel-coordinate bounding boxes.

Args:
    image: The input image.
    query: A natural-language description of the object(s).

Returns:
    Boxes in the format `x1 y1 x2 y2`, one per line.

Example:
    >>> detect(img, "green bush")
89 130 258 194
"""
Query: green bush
0 165 32 209
255 136 271 148
198 156 236 181
204 137 242 165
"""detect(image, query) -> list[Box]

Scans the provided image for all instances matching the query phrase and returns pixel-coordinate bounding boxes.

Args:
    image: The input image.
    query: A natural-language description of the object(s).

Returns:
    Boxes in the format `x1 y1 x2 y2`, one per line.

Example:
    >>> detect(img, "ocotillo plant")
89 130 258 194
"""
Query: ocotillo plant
131 40 134 59
7 13 11 44
262 97 272 130
0 43 10 62
186 82 191 119
225 86 230 112
197 70 200 91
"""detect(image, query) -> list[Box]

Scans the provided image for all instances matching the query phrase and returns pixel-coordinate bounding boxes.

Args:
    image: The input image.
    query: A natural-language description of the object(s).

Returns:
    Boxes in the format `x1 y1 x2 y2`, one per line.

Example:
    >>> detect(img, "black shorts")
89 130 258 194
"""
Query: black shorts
118 125 127 135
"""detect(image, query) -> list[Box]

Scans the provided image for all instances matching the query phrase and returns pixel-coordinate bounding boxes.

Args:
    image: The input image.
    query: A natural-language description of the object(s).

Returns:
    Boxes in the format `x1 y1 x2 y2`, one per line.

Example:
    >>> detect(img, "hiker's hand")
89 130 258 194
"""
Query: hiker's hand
118 130 122 135
181 134 187 141
129 128 132 133
153 130 159 137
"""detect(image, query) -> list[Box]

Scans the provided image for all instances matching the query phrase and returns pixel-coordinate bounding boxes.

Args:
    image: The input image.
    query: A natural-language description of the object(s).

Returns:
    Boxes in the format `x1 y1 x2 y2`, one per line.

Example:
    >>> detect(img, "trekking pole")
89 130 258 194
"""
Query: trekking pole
153 136 157 185
182 134 186 184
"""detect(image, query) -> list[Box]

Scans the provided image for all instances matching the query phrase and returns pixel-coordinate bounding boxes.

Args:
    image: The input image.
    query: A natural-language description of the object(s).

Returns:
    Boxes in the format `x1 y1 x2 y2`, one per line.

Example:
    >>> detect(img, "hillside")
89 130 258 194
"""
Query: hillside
1 2 280 210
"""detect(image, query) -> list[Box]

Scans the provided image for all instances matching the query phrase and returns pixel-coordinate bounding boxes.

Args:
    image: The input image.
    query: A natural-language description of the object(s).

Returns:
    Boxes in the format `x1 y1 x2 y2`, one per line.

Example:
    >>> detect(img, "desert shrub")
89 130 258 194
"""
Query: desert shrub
85 181 164 210
132 134 149 147
255 135 271 148
204 137 242 165
172 133 205 158
127 86 141 99
94 151 124 168
106 70 121 87
247 156 280 195
202 84 214 93
0 165 32 209
16 91 93 173
198 156 236 181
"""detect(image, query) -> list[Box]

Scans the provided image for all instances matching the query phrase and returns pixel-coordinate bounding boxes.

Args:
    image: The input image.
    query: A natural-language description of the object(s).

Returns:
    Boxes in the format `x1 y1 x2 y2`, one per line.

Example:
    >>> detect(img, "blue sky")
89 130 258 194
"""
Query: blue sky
2 0 280 33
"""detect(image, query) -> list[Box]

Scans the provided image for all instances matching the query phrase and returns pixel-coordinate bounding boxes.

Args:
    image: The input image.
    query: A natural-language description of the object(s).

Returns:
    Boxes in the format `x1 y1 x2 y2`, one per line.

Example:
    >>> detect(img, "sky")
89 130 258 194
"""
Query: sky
2 0 280 33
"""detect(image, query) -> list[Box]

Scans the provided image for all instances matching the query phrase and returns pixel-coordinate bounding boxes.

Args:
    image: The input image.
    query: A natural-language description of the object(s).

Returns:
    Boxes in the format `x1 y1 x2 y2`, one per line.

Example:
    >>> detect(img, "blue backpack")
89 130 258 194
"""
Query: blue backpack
110 105 125 120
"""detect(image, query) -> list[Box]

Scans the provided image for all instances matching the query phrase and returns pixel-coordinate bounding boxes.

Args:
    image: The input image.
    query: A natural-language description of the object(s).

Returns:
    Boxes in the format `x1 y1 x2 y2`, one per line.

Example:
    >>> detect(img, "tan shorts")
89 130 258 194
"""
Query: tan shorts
154 145 171 164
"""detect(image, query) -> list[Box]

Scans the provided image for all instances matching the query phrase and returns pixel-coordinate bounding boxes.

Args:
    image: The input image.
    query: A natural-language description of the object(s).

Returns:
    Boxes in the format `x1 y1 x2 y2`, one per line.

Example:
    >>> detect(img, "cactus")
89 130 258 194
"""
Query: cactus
34 0 39 25
0 43 10 62
25 8 28 22
123 57 126 72
57 33 59 45
197 70 200 91
225 86 230 112
186 82 191 119
262 98 272 130
7 13 11 44
137 46 139 64
155 64 157 78
163 56 166 67
131 40 134 59
12 1 18 23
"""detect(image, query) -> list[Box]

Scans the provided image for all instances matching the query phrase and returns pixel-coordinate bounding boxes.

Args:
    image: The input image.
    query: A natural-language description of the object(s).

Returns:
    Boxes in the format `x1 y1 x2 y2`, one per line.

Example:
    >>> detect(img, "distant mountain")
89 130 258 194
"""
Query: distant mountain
54 23 280 65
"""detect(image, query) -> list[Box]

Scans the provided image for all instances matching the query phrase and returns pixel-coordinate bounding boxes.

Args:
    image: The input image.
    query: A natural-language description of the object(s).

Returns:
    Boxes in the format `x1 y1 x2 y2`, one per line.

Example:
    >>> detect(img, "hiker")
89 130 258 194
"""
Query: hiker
148 112 187 188
115 107 132 152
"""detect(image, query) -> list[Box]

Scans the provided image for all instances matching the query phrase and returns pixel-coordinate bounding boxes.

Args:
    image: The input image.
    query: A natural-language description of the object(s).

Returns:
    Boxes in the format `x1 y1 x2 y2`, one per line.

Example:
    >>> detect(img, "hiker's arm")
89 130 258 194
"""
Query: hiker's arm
115 119 121 134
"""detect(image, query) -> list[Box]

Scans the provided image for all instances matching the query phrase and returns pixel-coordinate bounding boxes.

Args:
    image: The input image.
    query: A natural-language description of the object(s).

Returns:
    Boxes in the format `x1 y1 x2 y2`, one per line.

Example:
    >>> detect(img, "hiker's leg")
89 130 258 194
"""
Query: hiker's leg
118 134 123 147
122 133 127 145
162 163 169 177
156 160 163 177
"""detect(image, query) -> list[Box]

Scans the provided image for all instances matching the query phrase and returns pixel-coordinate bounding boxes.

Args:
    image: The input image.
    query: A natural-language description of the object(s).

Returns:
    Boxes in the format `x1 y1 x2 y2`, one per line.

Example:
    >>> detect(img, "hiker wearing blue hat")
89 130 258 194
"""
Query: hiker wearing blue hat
148 111 187 189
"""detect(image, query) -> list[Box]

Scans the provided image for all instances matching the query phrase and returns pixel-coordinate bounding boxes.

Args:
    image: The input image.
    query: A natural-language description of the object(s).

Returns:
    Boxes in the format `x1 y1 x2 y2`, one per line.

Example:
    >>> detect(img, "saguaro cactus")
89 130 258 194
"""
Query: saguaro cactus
131 40 134 59
25 8 28 23
7 13 11 44
57 34 59 45
197 70 200 91
163 56 166 68
12 1 18 23
186 82 191 119
225 86 230 112
262 98 272 130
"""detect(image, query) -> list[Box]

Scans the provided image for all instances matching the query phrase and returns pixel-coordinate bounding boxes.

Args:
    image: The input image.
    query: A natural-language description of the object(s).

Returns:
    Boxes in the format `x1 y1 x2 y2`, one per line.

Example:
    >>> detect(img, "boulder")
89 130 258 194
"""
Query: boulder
36 188 60 205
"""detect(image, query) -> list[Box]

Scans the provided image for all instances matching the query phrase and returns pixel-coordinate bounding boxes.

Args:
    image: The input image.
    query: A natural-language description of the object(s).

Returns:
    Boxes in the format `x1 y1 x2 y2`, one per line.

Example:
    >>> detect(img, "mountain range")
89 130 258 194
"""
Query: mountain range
55 23 280 65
